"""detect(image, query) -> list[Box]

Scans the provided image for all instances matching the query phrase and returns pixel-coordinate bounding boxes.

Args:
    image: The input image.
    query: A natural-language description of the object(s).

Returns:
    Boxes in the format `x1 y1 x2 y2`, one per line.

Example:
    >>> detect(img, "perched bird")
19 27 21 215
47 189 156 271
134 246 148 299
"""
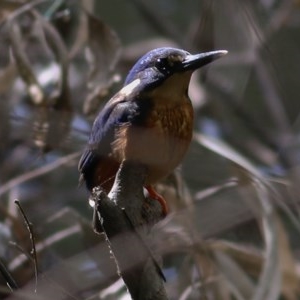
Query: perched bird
78 47 227 215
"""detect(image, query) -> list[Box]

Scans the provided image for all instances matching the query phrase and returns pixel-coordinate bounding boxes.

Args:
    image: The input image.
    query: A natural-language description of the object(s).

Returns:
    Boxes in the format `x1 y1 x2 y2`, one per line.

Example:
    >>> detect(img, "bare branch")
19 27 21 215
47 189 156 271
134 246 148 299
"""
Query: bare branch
31 9 72 110
0 152 80 197
92 160 168 300
9 22 45 105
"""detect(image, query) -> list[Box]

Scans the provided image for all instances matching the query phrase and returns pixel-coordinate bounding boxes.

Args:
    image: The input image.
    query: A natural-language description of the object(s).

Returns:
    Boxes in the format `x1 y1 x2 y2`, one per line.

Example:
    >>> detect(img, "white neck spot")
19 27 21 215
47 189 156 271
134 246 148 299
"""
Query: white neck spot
120 79 141 96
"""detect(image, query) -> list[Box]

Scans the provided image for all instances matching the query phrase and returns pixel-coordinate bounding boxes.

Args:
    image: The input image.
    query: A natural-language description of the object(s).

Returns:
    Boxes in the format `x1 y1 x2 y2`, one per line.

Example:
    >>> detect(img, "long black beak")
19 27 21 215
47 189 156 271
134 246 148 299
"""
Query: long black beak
182 50 228 71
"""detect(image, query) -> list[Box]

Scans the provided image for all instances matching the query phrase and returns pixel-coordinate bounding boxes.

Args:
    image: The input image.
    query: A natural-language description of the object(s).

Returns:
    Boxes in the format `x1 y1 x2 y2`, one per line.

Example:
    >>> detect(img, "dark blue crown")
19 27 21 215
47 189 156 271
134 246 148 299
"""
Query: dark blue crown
124 47 190 85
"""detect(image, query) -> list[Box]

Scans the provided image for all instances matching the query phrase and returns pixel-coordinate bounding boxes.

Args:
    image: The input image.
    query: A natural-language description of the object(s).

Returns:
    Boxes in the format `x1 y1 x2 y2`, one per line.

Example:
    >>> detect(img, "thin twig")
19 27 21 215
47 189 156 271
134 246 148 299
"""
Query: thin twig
251 181 280 300
9 241 33 266
3 0 49 25
14 200 38 293
9 240 81 300
9 225 81 271
239 2 293 148
0 258 18 291
129 0 182 44
0 152 80 197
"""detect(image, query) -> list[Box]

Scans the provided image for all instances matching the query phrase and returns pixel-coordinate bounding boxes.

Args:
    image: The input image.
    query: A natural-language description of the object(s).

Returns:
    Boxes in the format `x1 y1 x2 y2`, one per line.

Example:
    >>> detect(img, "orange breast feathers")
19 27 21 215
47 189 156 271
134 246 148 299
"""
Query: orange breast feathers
112 99 194 184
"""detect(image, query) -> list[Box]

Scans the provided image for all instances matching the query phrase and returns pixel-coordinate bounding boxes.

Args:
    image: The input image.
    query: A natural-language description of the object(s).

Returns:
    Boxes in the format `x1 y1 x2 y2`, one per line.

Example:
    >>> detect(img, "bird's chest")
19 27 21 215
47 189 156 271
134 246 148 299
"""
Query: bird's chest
145 99 193 141
112 98 193 182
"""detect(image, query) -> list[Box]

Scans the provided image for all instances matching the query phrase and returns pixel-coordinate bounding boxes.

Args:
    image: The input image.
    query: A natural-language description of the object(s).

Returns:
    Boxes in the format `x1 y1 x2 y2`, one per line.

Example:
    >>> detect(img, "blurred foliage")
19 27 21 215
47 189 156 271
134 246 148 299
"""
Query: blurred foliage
0 0 300 299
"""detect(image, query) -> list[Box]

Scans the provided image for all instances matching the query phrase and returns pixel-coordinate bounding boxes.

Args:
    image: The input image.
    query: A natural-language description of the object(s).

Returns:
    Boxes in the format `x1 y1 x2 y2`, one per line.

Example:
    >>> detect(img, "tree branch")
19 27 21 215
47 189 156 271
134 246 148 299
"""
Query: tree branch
92 160 168 300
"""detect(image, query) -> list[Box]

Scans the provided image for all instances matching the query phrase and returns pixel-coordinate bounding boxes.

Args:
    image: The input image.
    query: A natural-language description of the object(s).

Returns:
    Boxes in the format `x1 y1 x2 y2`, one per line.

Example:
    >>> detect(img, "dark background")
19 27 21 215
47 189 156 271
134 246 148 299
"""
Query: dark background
0 0 300 299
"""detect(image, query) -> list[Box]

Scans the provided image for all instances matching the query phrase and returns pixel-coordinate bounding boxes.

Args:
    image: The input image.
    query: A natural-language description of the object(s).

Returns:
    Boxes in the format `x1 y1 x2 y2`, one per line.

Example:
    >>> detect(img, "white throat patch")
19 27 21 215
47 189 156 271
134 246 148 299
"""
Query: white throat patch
120 79 141 96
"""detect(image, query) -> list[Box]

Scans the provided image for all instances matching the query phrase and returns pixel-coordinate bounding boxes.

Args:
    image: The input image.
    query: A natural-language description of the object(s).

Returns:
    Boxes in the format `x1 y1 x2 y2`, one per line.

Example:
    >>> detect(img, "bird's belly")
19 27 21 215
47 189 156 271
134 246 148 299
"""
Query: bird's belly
113 101 193 184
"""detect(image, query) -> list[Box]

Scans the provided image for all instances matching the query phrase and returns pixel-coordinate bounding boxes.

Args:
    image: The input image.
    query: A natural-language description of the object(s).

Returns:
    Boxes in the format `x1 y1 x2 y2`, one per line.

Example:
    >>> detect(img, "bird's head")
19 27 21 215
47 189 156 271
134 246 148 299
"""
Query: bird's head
122 47 227 104
124 47 227 90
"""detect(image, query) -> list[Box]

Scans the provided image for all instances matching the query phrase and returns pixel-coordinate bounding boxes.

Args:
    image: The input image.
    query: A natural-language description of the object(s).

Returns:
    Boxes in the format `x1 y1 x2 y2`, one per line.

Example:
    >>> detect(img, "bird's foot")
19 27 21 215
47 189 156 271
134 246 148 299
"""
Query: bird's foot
145 185 168 216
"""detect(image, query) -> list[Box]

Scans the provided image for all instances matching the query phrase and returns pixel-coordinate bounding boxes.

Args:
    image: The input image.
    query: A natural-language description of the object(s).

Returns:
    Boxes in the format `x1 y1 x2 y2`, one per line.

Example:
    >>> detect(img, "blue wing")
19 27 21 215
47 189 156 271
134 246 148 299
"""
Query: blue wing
78 87 142 190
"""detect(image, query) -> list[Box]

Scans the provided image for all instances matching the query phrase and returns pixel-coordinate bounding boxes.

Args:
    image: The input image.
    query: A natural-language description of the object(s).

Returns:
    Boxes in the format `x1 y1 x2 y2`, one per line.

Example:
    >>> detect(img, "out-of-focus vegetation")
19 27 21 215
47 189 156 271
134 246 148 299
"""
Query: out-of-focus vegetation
0 0 300 299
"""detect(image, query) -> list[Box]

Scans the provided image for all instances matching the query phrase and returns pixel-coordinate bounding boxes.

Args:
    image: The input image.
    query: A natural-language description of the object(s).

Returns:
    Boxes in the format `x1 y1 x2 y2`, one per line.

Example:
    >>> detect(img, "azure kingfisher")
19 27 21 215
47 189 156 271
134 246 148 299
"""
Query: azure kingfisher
78 47 227 215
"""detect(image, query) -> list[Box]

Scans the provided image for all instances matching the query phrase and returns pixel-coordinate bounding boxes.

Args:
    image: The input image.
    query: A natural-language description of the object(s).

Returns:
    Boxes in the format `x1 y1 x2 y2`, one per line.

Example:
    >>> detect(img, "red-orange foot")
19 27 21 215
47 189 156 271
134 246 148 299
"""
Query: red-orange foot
145 185 168 216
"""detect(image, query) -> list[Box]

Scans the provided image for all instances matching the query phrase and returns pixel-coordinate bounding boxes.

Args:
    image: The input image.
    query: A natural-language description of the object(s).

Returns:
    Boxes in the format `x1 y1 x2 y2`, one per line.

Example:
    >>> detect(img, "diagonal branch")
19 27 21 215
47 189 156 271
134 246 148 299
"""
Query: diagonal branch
92 160 168 300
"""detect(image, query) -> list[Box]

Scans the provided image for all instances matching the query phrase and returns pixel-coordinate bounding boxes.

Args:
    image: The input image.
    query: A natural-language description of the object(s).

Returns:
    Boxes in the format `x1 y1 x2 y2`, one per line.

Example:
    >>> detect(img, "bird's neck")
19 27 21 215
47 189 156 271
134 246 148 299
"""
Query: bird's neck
148 72 193 107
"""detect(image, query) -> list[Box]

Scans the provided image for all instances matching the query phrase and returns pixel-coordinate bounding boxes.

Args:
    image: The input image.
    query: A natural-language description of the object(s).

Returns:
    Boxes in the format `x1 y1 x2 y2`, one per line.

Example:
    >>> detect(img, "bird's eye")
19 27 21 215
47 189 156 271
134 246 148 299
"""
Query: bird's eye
155 55 183 74
155 58 170 74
